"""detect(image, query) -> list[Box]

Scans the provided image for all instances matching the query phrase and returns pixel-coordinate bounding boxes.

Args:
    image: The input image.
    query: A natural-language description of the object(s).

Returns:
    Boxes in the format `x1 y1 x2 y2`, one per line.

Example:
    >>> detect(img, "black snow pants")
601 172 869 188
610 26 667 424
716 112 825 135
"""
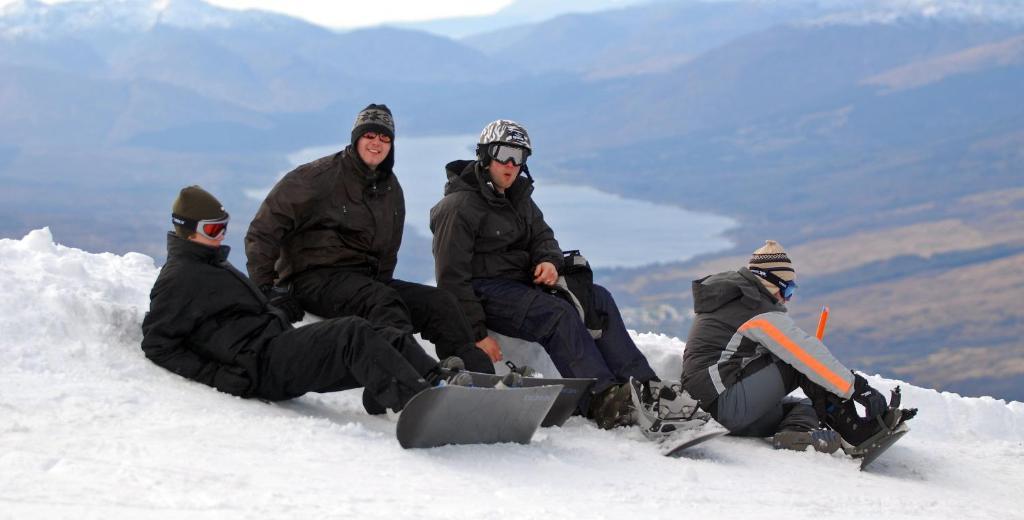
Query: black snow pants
710 360 822 437
252 316 437 411
291 267 494 373
472 277 657 411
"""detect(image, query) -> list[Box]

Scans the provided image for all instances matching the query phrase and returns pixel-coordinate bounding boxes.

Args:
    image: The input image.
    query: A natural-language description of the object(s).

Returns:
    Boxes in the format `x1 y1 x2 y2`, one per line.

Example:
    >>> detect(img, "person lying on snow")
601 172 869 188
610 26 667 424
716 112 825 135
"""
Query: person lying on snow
141 185 450 413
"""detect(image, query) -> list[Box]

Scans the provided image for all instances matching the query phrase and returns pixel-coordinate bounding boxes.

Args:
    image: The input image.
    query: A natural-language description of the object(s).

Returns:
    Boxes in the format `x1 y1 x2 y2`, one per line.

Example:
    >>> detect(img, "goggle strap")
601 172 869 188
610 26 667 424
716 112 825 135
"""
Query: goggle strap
171 213 198 231
749 268 796 294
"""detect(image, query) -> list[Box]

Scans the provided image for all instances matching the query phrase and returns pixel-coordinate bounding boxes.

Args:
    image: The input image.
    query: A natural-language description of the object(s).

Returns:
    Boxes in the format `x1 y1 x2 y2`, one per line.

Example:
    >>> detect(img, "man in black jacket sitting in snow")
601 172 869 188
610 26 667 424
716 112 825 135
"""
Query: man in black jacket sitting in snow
141 185 443 411
429 120 658 429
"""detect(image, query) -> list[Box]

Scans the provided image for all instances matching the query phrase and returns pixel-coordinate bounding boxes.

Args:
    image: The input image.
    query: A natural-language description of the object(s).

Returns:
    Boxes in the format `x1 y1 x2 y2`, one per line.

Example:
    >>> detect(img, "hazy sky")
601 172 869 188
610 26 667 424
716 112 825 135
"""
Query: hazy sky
0 0 517 28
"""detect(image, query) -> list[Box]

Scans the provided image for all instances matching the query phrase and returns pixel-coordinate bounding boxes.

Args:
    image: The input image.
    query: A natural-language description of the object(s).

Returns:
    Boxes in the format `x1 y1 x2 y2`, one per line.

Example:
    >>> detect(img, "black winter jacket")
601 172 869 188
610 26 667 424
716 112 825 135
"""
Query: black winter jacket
141 233 290 396
682 268 787 407
429 160 562 340
245 146 405 287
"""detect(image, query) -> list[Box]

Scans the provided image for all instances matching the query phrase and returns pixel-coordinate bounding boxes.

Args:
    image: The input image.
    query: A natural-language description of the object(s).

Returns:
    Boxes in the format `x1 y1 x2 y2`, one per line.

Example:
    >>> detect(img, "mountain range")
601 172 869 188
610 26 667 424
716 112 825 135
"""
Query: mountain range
1 0 1022 400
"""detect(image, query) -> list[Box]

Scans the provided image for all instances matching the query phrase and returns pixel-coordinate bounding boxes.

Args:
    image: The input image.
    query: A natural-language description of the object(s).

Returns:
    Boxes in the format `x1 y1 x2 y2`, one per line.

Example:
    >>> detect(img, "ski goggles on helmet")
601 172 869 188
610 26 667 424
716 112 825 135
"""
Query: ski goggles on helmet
750 267 798 300
488 143 530 166
172 213 230 240
361 131 392 143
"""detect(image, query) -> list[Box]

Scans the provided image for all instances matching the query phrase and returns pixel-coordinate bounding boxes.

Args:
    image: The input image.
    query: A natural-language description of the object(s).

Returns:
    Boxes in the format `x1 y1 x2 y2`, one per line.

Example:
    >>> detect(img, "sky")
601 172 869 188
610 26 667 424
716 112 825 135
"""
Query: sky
0 0 518 28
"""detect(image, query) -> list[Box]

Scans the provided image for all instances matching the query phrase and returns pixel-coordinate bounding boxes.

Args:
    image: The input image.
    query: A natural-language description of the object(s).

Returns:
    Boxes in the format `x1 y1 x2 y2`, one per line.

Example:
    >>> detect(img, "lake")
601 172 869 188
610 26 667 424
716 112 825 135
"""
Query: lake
253 134 735 275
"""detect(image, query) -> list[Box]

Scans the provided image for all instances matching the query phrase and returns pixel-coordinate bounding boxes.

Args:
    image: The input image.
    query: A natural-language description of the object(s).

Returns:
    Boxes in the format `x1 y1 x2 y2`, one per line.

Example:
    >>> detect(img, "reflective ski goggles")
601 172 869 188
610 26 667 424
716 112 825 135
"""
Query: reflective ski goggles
361 131 392 143
488 143 530 166
172 213 230 240
750 268 798 300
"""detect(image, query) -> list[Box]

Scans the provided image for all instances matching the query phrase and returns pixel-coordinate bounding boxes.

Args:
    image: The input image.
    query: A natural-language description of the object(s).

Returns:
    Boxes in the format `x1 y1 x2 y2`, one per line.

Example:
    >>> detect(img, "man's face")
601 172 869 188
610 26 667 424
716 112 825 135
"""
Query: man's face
487 158 521 192
189 232 224 248
357 132 392 169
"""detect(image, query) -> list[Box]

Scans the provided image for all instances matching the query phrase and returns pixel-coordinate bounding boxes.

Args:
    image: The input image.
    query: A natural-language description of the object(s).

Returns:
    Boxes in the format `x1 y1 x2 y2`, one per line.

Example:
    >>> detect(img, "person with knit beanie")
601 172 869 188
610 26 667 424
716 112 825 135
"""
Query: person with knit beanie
245 104 497 407
747 239 797 301
142 185 448 415
680 240 915 459
171 185 229 241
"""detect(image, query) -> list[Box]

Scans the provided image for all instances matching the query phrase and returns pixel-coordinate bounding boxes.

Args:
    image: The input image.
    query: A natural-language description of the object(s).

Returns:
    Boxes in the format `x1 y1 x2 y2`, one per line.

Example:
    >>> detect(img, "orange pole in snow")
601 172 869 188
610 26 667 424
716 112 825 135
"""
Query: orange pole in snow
815 306 830 341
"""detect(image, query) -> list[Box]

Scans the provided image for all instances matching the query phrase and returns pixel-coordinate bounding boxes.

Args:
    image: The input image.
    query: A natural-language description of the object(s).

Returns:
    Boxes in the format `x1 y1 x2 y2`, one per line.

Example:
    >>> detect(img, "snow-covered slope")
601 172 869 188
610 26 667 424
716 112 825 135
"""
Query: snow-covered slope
1 228 1022 519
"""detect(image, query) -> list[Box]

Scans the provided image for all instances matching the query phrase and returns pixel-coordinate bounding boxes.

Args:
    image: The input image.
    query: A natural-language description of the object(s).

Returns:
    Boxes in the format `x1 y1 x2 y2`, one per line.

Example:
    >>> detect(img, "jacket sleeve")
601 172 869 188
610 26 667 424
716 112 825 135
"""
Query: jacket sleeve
244 170 319 287
430 200 489 341
738 311 855 398
527 200 563 270
378 180 405 282
140 276 252 397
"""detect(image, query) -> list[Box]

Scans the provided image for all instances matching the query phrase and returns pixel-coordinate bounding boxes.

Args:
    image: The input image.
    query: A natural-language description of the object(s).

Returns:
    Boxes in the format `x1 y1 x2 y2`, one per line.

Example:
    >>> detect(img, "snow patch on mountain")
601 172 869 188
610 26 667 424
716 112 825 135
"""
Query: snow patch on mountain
0 0 287 38
803 0 1024 26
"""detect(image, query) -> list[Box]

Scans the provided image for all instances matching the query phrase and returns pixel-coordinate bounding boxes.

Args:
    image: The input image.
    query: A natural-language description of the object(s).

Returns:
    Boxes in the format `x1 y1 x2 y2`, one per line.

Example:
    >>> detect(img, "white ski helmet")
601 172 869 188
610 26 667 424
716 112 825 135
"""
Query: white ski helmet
478 119 531 151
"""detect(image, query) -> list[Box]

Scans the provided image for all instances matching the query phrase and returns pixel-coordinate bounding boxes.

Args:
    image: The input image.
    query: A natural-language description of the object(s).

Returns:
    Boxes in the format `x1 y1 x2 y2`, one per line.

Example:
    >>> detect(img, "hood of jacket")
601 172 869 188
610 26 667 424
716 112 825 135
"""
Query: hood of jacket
443 159 533 205
691 267 785 314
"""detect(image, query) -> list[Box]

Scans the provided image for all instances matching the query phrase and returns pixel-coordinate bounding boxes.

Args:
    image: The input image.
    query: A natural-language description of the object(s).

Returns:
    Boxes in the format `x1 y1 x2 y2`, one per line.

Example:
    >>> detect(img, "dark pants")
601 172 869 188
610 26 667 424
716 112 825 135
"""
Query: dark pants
253 316 437 411
472 278 656 409
712 361 821 437
292 268 493 373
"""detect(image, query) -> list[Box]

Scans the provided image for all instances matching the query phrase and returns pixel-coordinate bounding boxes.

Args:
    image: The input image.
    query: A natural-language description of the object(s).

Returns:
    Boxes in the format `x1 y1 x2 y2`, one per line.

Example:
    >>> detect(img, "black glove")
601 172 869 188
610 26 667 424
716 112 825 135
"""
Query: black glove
261 284 305 323
852 373 887 419
214 365 252 397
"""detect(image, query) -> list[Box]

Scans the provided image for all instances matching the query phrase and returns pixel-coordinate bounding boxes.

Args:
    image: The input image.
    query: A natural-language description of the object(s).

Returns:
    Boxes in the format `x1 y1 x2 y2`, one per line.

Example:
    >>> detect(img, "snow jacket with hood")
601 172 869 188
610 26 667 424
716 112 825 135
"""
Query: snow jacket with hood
141 233 291 397
682 268 855 411
245 145 404 287
429 160 562 340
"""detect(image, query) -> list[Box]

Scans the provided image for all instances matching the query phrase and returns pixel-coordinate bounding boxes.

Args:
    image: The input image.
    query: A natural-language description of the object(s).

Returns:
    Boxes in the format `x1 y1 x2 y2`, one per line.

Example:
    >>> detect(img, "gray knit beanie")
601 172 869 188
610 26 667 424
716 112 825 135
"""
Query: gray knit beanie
351 104 395 147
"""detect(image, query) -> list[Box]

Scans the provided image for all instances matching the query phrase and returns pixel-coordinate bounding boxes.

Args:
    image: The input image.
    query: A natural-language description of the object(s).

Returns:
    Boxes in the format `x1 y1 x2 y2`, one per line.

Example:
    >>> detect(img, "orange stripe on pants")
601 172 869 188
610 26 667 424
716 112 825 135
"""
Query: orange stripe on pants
739 319 851 395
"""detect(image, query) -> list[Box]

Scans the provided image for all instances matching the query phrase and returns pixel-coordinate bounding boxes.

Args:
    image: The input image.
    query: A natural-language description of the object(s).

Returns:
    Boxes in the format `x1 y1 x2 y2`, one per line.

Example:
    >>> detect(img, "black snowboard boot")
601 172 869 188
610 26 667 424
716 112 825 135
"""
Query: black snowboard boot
825 395 914 455
589 384 635 430
772 428 842 454
829 386 916 457
433 356 473 386
362 388 387 415
440 356 466 372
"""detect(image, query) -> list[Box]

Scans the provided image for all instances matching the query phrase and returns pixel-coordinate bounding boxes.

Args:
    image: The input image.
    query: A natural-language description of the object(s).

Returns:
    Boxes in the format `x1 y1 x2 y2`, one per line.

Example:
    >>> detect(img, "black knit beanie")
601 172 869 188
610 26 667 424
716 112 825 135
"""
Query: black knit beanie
171 185 227 238
351 104 395 147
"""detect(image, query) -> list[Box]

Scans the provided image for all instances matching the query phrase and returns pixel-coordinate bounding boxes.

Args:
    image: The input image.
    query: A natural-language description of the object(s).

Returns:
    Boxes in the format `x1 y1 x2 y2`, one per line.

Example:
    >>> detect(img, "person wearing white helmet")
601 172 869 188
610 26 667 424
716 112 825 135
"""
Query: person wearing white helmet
429 120 658 429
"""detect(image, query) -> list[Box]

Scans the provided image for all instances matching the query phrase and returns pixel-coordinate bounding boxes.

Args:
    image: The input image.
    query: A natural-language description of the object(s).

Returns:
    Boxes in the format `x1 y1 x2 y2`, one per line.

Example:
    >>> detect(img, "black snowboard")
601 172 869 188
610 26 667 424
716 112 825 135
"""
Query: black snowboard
858 425 910 470
460 371 596 427
396 384 562 449
663 430 728 457
854 388 915 470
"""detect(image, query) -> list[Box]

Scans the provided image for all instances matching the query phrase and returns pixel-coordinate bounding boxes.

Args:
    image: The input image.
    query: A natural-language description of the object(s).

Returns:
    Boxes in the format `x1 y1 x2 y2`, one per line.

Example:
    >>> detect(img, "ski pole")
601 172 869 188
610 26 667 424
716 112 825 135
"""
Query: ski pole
815 305 830 340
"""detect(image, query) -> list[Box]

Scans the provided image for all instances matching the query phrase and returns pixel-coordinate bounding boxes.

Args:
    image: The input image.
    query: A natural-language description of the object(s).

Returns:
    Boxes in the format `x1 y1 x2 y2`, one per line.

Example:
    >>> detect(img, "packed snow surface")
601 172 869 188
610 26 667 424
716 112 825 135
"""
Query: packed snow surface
1 228 1023 519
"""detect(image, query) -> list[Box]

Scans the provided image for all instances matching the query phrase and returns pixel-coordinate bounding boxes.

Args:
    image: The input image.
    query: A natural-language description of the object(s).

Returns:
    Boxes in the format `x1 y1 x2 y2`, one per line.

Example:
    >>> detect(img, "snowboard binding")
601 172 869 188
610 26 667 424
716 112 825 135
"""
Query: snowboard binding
628 377 713 441
839 386 918 469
